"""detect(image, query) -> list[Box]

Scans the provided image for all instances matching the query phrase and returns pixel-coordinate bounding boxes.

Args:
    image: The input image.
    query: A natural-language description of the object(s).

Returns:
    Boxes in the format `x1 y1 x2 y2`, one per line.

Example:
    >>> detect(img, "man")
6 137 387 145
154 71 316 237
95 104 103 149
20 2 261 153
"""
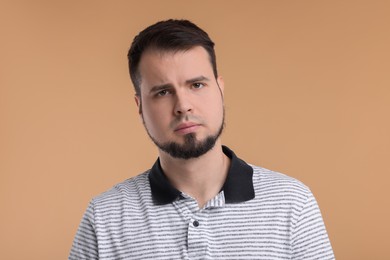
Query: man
69 20 334 259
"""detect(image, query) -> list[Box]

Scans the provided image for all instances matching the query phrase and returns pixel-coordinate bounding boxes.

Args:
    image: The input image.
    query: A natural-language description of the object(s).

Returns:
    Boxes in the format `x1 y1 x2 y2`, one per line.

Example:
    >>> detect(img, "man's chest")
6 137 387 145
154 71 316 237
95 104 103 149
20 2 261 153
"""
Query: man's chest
94 200 293 259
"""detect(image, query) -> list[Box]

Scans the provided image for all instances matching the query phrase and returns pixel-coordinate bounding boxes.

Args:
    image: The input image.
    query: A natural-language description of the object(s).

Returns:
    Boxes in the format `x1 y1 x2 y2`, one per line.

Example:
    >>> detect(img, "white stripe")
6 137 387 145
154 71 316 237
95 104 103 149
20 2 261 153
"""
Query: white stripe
69 166 334 260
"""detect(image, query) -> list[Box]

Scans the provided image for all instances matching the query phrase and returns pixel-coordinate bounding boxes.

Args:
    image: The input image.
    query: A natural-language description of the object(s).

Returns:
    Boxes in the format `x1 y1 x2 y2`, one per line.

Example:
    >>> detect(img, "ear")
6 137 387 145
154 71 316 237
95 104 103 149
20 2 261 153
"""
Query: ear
134 95 142 114
217 76 225 97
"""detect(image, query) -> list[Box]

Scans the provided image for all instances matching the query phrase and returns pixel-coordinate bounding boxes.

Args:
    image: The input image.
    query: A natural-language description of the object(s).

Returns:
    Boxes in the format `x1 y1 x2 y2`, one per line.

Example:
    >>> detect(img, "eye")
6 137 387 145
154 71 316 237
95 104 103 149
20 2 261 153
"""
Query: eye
156 89 171 97
192 82 205 89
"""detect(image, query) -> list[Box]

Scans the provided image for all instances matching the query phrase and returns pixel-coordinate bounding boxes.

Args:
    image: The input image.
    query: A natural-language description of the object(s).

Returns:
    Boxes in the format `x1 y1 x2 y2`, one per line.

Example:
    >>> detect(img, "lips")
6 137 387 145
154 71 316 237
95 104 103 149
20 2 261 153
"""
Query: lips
174 122 200 134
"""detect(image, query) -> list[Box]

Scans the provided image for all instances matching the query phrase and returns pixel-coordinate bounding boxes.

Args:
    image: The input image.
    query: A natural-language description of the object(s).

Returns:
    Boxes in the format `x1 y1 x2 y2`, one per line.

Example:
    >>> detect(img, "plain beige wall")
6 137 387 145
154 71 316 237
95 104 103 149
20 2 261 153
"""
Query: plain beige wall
1 1 389 259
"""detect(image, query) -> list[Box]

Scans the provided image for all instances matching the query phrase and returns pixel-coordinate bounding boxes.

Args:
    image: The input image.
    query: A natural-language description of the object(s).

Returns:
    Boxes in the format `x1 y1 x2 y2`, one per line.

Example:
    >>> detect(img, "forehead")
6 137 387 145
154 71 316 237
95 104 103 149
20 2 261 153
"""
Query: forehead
138 46 214 89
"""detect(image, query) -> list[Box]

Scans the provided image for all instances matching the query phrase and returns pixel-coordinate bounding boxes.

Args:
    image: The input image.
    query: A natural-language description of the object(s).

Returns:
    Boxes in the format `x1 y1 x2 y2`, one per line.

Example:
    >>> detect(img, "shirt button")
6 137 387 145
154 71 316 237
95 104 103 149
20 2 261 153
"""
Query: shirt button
193 220 199 227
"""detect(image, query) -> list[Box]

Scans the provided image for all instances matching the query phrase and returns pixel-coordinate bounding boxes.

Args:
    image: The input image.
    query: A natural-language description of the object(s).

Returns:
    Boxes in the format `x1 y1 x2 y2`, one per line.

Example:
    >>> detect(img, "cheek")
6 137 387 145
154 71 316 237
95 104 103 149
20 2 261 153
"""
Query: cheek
209 95 224 115
143 110 159 127
142 104 169 131
201 99 224 126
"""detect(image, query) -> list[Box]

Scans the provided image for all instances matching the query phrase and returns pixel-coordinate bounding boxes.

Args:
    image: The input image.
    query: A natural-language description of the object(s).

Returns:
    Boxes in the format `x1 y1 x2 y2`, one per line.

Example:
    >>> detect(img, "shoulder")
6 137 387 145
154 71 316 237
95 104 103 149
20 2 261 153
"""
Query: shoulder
90 171 152 210
250 165 314 204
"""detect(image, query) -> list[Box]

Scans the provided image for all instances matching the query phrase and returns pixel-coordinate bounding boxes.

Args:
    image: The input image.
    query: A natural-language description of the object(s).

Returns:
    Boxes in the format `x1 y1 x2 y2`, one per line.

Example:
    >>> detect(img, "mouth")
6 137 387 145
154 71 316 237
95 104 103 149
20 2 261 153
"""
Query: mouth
174 122 201 135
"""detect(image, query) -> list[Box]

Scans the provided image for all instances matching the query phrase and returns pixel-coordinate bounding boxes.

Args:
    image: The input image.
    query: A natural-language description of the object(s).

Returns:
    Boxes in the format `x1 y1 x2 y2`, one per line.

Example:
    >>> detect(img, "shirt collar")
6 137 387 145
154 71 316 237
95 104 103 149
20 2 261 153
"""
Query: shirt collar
149 146 255 205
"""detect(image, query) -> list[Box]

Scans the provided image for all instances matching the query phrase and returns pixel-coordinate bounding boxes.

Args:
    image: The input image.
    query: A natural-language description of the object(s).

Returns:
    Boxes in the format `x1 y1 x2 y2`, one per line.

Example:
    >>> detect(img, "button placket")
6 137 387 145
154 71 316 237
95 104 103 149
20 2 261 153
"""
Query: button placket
173 193 211 258
187 212 209 259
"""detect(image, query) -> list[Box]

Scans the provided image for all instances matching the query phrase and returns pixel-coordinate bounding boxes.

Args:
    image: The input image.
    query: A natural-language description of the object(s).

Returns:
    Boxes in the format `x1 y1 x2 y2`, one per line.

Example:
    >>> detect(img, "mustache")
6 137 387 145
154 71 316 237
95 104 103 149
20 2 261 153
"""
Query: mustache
169 115 203 128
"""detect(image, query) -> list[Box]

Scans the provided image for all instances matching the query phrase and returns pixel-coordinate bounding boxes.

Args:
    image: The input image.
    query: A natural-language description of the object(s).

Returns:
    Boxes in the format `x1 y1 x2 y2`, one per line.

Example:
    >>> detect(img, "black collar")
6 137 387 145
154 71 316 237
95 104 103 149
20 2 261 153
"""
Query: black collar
149 146 255 205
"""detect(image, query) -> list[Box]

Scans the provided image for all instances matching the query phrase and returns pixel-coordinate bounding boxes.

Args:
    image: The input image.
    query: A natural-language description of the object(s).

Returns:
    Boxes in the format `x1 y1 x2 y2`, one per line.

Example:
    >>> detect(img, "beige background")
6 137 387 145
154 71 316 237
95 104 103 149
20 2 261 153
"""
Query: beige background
1 0 389 259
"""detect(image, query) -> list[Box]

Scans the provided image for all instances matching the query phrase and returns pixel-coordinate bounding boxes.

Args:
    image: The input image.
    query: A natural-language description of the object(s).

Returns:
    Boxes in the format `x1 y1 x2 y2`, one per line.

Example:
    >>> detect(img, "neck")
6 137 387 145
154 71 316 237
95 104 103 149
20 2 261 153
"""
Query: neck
158 141 230 208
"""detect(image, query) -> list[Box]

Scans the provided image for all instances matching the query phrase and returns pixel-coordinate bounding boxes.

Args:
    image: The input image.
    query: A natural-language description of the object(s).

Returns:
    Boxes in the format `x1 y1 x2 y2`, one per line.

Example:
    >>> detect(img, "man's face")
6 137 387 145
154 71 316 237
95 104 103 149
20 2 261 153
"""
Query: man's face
135 46 225 159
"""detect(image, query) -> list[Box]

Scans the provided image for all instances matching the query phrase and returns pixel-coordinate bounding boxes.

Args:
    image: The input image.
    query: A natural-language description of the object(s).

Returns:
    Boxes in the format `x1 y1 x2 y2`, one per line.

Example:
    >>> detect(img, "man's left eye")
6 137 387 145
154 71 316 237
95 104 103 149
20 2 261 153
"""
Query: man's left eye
192 83 204 89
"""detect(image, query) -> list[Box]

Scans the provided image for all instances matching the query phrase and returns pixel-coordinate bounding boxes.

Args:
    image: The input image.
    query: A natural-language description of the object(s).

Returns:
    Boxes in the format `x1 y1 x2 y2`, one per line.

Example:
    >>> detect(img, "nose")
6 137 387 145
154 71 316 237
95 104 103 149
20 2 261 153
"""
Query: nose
174 91 193 115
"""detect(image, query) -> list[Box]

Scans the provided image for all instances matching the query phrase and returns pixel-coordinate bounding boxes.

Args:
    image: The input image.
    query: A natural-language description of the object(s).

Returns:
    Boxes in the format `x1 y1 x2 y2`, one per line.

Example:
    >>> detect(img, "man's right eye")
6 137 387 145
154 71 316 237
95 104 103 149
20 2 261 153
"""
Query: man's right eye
156 90 170 96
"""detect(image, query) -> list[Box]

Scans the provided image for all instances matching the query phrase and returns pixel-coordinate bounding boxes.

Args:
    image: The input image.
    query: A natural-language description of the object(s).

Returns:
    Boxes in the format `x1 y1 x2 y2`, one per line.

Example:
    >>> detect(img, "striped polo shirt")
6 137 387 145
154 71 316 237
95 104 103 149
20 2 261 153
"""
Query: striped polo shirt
69 146 334 259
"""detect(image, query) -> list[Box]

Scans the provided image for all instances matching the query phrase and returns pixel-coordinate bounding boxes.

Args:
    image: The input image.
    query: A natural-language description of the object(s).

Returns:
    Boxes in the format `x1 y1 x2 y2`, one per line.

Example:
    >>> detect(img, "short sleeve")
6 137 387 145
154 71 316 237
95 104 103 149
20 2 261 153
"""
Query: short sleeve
69 201 99 260
291 191 335 259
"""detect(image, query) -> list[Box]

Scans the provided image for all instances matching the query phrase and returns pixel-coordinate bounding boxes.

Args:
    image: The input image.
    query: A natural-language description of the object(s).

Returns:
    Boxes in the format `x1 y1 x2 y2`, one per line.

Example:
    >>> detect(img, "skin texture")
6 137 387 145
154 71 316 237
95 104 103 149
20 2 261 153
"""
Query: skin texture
135 46 229 207
135 46 224 152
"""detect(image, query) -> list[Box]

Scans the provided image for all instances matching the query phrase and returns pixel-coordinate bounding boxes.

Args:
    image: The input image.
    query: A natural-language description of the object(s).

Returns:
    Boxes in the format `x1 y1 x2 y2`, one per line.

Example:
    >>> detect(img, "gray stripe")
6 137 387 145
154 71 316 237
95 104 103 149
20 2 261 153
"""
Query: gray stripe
69 166 334 259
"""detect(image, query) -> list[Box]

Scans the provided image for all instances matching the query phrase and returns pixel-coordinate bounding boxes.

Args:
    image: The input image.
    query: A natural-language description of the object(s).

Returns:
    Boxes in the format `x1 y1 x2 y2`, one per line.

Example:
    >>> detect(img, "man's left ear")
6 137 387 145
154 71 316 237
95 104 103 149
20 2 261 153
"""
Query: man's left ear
217 76 225 97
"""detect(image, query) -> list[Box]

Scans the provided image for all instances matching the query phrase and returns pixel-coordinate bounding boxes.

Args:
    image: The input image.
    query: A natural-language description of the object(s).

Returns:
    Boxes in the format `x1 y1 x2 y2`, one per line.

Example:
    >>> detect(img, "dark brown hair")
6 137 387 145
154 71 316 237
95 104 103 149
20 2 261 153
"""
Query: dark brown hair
127 19 218 95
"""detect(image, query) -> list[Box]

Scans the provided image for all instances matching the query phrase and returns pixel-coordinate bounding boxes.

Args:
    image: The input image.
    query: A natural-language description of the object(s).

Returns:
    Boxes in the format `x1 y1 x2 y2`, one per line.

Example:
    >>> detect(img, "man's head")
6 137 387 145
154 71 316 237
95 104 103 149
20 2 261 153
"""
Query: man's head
128 20 224 160
128 19 218 96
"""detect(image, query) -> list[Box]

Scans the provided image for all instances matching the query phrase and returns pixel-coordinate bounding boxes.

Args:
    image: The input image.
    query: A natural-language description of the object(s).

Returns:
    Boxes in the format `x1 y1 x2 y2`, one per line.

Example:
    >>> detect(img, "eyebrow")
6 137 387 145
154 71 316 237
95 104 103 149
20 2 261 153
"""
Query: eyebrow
149 75 210 94
149 83 173 94
185 75 210 85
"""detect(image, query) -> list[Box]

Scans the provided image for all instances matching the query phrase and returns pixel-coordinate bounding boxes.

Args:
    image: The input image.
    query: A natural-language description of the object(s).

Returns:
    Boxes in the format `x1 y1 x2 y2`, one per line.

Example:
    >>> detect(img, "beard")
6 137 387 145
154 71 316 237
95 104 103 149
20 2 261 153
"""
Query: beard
143 113 225 160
